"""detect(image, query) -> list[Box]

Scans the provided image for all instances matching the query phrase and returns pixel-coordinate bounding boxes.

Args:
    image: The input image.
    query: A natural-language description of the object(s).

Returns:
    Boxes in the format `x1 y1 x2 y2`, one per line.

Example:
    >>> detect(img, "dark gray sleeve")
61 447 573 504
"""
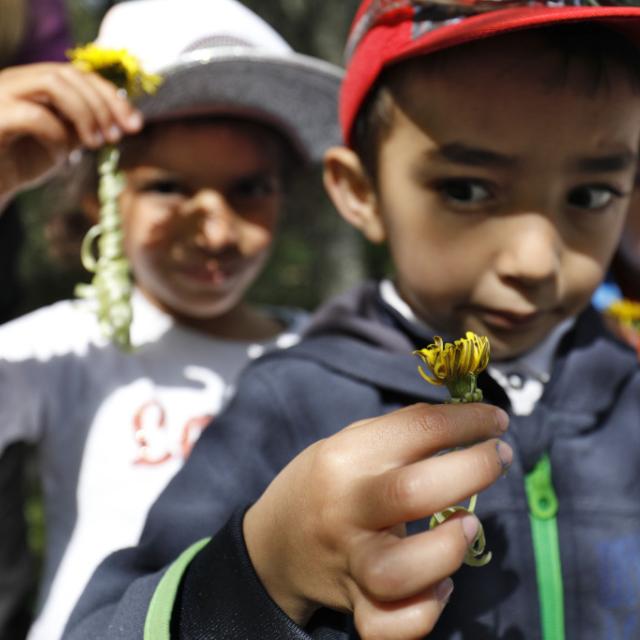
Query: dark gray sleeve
172 508 311 638
172 508 354 639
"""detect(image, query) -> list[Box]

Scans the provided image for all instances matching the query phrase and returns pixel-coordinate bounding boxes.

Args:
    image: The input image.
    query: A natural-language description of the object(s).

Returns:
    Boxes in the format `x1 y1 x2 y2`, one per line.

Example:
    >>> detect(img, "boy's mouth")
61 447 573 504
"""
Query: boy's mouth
175 259 243 287
472 306 543 331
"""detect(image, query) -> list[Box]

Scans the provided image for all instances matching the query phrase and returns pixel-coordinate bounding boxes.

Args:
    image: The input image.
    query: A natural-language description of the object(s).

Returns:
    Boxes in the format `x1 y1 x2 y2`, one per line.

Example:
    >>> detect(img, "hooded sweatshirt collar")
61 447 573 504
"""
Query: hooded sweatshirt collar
297 281 638 413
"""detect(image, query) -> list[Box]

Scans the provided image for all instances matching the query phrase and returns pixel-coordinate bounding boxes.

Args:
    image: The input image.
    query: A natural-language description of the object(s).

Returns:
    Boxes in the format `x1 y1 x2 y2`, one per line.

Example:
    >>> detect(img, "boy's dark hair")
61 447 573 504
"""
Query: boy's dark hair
353 22 640 182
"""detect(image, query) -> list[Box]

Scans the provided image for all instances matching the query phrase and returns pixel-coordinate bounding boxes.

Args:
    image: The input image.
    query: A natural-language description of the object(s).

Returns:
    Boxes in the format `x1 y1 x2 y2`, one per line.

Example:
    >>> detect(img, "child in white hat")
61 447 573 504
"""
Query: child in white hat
0 1 342 638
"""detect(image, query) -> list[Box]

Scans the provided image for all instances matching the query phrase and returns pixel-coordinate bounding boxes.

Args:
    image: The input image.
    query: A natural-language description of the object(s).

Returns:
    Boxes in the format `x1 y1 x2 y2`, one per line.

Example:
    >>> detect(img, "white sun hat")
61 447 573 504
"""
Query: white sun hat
95 0 343 161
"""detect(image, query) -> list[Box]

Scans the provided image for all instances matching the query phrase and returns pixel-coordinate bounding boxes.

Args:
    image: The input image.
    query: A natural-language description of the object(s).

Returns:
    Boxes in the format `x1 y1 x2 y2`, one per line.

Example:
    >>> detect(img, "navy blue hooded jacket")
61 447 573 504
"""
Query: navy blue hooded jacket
66 282 640 640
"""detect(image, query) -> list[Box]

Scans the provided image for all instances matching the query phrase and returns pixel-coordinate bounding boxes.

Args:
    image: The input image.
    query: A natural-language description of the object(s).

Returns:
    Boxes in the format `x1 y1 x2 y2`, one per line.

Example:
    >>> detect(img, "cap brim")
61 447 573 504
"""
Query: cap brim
135 49 343 163
342 6 640 144
399 6 640 60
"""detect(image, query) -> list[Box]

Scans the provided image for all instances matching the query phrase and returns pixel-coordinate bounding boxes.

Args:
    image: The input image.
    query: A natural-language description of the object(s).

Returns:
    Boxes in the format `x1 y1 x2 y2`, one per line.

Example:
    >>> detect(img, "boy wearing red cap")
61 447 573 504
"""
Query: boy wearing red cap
68 2 640 639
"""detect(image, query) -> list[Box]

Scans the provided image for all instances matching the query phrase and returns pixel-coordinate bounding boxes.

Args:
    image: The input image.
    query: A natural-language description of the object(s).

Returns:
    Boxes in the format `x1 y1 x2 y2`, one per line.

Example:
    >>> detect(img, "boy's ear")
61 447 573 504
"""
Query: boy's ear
323 146 386 244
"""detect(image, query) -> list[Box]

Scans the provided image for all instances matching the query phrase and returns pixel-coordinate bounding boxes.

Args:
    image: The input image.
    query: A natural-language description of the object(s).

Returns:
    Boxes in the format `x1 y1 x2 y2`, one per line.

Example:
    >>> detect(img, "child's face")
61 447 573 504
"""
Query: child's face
331 35 640 360
118 119 285 321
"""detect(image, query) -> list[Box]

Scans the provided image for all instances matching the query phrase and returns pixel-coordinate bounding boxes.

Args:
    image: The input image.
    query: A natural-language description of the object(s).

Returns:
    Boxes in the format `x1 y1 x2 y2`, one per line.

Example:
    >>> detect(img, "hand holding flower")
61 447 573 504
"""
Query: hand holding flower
245 402 510 639
414 331 493 566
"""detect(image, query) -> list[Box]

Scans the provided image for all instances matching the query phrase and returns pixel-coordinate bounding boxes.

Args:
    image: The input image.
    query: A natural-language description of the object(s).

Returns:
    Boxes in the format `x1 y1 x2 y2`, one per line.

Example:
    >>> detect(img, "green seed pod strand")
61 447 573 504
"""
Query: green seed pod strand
75 145 133 351
68 45 161 351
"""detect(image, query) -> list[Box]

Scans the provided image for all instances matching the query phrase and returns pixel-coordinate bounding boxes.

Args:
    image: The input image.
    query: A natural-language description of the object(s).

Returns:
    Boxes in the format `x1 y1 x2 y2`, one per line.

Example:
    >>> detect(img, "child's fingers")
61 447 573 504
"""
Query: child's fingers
57 68 124 145
0 99 71 147
0 100 77 192
353 581 452 640
67 70 143 141
345 403 508 470
1 65 91 139
0 64 142 149
14 67 105 149
351 516 477 603
359 438 511 529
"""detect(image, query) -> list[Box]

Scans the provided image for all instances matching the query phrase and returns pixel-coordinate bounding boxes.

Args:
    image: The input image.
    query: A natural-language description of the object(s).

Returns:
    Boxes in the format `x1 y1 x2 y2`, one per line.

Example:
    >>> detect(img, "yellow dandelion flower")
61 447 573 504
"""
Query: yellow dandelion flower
68 44 162 96
414 331 490 402
413 331 493 567
607 299 640 329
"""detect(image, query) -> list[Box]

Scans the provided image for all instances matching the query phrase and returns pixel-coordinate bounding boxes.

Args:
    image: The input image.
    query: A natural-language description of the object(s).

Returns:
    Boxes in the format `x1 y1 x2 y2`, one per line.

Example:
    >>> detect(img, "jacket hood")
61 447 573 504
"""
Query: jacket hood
286 282 639 427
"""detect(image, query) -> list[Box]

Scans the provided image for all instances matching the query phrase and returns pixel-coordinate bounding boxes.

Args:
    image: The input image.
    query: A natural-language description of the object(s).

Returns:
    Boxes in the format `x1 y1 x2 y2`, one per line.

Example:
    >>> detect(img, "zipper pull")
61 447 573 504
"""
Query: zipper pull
525 454 565 640
525 455 558 520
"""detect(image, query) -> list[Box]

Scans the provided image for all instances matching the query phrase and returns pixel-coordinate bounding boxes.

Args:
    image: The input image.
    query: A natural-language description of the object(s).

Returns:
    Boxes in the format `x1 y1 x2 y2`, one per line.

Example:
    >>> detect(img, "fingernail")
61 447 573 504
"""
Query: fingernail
127 111 143 130
461 515 479 545
495 408 509 433
107 125 122 142
117 88 129 100
92 131 104 147
496 440 513 472
68 148 83 165
435 577 454 603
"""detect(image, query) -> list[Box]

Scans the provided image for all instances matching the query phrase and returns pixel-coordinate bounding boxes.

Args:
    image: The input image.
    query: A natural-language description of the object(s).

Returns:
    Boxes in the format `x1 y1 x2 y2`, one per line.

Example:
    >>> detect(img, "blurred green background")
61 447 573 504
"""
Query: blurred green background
15 0 391 320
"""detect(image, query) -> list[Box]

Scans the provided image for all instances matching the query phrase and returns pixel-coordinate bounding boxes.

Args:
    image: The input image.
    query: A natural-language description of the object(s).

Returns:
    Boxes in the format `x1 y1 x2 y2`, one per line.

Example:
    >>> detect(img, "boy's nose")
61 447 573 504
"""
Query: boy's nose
495 216 561 287
187 190 241 250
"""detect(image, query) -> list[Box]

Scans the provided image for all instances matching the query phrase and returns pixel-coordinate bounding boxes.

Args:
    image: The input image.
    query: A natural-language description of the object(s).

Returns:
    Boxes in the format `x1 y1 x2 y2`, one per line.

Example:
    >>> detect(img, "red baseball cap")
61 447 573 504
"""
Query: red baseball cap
341 0 640 145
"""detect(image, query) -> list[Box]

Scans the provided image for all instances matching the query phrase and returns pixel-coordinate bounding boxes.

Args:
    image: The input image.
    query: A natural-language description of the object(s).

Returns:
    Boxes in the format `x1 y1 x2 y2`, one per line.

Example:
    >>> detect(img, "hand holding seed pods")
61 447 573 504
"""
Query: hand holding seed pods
68 45 161 350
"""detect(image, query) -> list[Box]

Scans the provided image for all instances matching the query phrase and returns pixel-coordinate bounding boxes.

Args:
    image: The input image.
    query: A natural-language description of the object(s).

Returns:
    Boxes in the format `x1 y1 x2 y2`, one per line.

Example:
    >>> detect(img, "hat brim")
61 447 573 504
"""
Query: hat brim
342 6 640 145
399 6 640 60
135 49 343 163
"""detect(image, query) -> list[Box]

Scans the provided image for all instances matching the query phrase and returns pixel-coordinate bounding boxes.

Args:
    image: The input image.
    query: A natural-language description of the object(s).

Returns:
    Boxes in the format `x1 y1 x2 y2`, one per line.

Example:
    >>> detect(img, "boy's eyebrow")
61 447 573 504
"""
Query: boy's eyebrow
229 168 281 183
430 143 516 168
426 145 638 173
574 150 637 173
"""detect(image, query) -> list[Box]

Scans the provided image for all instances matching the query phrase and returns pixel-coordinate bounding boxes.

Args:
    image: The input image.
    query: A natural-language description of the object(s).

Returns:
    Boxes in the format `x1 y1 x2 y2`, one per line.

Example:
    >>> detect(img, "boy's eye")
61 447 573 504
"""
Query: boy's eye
142 179 188 196
232 176 280 200
566 185 622 211
435 179 493 207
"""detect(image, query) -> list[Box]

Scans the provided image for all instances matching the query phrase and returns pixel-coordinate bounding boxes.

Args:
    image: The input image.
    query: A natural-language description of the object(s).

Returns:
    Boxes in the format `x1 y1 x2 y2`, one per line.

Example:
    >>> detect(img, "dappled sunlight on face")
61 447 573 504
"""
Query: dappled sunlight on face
117 119 285 323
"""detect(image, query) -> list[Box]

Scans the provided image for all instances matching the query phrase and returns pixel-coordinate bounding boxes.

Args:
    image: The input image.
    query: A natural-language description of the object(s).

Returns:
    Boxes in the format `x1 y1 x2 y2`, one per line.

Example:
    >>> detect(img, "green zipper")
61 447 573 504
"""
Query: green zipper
524 455 565 640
